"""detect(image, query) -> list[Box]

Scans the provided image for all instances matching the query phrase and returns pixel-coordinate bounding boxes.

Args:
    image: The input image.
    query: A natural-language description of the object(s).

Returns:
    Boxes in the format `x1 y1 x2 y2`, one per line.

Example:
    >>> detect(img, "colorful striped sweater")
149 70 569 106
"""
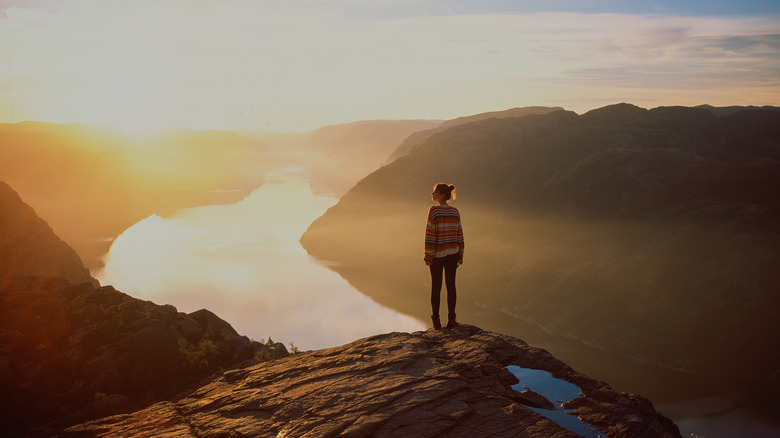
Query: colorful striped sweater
424 204 465 262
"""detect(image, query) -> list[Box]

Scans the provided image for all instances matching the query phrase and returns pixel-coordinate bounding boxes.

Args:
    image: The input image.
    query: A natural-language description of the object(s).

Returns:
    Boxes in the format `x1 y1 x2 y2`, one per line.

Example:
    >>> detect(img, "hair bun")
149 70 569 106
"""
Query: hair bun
449 184 456 191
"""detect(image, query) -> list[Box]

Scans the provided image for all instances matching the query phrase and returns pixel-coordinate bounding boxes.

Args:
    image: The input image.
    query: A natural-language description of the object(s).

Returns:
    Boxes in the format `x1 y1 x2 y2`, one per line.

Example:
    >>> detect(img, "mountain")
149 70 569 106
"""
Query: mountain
0 184 286 437
301 104 780 384
386 106 563 162
696 104 779 117
0 181 97 287
63 324 681 438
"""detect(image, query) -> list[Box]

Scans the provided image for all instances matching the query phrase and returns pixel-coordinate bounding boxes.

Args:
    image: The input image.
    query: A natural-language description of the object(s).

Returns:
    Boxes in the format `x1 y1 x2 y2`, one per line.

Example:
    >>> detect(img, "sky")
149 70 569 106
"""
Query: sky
1 0 779 133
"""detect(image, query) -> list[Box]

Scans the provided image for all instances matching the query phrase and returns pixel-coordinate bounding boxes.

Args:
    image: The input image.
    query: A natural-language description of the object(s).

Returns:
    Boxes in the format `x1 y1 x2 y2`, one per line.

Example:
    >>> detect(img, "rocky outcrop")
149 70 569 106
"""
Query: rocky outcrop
301 104 780 381
0 276 285 437
0 182 97 287
64 325 681 438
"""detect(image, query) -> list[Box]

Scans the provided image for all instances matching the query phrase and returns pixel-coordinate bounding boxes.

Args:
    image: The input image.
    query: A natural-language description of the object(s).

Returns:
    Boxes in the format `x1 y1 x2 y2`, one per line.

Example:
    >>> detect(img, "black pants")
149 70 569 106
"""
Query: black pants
430 253 459 320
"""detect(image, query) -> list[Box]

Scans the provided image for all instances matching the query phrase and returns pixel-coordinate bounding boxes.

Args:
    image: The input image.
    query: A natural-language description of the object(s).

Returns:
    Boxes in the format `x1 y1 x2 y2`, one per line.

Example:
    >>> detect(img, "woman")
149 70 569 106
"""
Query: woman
424 183 464 330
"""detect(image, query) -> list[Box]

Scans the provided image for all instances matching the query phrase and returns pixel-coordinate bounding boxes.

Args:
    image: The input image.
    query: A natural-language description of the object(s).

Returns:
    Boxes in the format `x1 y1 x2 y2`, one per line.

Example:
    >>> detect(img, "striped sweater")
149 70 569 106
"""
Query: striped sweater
424 204 465 262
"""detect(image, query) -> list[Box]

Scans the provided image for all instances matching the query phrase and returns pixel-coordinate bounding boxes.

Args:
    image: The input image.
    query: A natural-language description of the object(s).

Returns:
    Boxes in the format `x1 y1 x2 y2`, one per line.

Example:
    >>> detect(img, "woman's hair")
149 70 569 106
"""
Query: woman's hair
433 183 456 201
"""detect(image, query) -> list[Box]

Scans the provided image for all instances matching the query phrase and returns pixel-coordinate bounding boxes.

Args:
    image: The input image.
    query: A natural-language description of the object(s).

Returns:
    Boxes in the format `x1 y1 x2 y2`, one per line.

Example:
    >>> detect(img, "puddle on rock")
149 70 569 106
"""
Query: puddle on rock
507 365 607 438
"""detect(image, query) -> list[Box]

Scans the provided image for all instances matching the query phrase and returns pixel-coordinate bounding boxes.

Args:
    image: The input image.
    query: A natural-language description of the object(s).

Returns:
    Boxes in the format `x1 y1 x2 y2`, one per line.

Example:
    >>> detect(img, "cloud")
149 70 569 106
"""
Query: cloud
1 2 778 131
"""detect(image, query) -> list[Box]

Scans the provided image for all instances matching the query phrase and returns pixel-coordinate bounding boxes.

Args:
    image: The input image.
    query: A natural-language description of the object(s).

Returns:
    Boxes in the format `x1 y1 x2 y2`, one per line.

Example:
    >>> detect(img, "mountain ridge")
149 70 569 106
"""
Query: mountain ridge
301 103 780 383
387 106 564 163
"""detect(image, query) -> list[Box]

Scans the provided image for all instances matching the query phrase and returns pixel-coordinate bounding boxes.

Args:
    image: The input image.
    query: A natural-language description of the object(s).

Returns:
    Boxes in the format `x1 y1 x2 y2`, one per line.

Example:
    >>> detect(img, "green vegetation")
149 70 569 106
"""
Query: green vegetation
178 338 219 370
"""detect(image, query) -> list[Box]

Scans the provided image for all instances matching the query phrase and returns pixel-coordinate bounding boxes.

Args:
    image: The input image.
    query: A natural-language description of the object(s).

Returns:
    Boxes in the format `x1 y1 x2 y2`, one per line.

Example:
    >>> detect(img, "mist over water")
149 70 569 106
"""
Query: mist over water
95 176 425 350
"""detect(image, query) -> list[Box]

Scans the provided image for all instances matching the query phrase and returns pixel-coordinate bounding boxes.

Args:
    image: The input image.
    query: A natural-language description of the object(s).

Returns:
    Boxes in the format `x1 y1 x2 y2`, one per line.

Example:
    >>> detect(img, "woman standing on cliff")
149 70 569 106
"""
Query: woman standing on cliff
424 183 465 330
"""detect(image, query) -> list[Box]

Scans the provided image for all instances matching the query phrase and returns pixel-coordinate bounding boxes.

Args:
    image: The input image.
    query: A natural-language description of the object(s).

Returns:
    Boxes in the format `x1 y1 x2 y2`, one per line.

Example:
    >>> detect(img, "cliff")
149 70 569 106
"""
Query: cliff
0 184 286 437
64 325 681 438
0 181 97 287
0 276 286 437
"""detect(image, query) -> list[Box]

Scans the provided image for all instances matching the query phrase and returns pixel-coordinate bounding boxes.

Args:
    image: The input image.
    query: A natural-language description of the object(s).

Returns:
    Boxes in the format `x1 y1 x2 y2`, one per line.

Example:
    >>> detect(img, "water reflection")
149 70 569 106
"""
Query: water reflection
96 180 425 350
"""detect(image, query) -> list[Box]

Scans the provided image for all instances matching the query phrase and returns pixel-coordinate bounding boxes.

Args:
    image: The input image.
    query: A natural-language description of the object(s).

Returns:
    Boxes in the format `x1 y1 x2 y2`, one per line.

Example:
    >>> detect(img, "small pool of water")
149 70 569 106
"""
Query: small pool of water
507 365 607 438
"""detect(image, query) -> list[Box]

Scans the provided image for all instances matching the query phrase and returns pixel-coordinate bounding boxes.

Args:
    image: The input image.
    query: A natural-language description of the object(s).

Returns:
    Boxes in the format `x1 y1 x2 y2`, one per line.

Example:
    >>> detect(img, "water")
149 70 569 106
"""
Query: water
96 177 425 350
507 365 607 438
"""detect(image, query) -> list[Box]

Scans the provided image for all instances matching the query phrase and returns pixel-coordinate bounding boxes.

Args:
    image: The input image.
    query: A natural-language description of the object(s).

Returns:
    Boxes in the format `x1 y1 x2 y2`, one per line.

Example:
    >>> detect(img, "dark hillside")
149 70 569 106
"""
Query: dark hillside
386 106 563 162
0 181 96 287
301 104 780 383
0 184 284 437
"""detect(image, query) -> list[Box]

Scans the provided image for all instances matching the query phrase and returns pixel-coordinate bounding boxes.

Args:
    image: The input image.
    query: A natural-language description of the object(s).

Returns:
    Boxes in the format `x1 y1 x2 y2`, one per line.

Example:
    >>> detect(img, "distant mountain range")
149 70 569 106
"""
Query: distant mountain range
301 104 780 384
0 119 438 269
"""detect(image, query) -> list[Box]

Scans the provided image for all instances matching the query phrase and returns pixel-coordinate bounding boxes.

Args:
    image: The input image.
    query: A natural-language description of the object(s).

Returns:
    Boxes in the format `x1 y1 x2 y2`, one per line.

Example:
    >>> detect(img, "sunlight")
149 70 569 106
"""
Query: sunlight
99 214 187 295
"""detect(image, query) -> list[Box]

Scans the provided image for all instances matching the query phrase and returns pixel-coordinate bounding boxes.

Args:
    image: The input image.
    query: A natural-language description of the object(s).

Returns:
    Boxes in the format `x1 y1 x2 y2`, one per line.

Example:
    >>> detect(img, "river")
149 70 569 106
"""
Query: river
95 175 425 350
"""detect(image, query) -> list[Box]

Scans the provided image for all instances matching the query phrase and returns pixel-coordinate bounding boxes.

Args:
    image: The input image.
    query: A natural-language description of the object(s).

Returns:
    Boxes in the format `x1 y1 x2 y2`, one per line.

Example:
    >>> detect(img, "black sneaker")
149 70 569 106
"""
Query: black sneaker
446 319 458 329
431 315 442 330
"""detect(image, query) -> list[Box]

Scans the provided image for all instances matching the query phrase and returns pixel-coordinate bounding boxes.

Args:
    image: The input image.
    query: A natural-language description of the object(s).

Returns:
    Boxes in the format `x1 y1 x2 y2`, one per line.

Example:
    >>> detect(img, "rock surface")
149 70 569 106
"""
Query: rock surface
64 325 681 438
0 181 97 287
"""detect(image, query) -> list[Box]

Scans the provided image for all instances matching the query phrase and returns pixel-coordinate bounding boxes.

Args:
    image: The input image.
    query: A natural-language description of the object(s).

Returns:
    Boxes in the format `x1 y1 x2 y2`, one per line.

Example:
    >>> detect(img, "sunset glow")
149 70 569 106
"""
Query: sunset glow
3 3 780 437
1 1 778 133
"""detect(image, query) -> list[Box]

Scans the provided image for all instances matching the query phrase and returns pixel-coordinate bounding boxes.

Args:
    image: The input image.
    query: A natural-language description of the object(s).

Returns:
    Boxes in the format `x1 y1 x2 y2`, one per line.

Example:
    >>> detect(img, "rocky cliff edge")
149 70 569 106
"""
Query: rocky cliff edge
64 324 681 438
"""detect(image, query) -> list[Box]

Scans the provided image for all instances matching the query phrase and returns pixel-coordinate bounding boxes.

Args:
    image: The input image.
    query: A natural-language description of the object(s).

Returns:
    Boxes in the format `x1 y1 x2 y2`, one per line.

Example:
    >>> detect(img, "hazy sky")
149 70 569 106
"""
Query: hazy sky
1 0 778 133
